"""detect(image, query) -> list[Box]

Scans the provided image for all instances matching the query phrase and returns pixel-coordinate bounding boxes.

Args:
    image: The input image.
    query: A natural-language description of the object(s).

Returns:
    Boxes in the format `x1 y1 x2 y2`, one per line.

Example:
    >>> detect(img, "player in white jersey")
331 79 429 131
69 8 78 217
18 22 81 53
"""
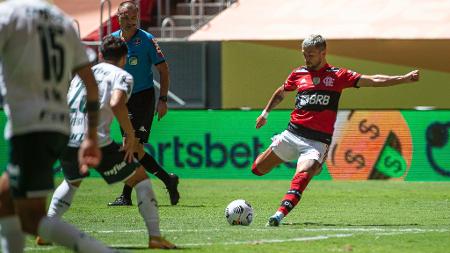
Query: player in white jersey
0 1 115 253
37 35 176 249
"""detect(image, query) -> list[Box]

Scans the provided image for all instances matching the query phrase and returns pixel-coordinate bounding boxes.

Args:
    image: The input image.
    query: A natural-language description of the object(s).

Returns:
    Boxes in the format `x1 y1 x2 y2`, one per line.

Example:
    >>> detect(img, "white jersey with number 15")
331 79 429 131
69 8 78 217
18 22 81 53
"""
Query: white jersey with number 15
0 0 89 139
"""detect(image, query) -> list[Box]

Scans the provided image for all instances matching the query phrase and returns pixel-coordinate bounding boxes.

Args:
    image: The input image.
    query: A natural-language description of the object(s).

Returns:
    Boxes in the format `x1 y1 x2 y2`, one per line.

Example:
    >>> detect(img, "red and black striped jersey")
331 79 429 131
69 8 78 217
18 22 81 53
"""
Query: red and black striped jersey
283 63 361 144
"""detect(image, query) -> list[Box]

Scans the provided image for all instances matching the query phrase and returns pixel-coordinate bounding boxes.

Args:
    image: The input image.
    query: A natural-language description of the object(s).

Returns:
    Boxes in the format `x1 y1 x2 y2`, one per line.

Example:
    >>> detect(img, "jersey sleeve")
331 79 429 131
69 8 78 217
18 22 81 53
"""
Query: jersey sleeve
0 5 14 56
337 68 362 89
113 72 134 100
147 35 165 65
283 70 299 91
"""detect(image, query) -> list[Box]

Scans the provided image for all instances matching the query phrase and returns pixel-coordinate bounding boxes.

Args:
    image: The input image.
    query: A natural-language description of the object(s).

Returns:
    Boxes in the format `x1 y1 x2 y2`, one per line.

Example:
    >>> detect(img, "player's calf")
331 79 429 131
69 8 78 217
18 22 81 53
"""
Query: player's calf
251 148 284 176
125 167 177 249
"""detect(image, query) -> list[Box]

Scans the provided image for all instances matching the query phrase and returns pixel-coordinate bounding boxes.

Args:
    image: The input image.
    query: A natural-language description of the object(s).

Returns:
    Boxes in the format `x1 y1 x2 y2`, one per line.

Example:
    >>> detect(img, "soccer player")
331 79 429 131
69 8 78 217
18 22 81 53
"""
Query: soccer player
0 0 114 252
252 34 420 226
108 0 180 206
37 35 176 249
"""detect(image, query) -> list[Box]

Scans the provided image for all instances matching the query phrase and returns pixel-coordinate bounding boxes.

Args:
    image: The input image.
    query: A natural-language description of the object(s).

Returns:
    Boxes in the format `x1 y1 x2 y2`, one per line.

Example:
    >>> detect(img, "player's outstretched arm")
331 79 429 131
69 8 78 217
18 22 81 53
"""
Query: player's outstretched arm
256 85 286 129
110 89 136 163
75 64 101 173
358 70 420 87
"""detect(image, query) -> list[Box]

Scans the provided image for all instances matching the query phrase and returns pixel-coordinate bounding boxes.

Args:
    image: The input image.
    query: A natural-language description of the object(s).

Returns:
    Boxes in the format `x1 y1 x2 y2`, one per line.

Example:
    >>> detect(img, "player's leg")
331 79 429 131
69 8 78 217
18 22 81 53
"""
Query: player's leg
47 147 85 219
37 147 86 245
251 131 297 176
109 88 180 206
6 132 114 253
96 142 175 249
124 167 176 249
47 180 81 218
268 135 328 226
134 88 179 205
0 173 25 253
251 147 284 176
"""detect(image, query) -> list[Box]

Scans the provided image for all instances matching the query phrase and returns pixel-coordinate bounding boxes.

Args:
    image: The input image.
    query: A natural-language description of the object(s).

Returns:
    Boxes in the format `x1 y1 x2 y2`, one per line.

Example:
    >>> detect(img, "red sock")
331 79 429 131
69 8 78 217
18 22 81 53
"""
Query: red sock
251 162 264 176
277 172 313 216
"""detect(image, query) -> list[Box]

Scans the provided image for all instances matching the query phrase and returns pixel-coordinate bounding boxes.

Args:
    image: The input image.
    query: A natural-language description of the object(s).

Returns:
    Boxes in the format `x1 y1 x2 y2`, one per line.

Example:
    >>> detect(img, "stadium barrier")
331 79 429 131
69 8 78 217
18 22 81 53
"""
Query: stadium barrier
0 110 448 181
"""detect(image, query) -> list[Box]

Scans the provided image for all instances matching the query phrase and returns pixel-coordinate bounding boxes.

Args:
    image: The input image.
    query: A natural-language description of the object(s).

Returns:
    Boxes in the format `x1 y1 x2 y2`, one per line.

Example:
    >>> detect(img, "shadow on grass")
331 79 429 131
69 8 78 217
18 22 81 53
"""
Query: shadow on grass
112 246 190 250
282 222 420 227
158 204 208 208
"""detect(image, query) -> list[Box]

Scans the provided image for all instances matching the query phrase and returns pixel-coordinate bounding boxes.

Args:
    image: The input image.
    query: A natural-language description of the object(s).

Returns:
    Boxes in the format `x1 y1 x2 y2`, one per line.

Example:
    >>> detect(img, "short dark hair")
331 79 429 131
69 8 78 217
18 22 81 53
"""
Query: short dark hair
118 0 138 12
100 35 128 62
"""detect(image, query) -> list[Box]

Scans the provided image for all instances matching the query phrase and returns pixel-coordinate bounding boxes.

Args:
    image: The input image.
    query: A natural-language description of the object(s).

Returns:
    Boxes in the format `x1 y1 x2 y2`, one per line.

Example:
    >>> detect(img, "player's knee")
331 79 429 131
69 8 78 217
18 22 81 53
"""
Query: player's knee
251 162 264 176
17 204 46 235
70 180 82 188
297 160 322 174
126 166 148 187
0 175 15 216
313 164 323 176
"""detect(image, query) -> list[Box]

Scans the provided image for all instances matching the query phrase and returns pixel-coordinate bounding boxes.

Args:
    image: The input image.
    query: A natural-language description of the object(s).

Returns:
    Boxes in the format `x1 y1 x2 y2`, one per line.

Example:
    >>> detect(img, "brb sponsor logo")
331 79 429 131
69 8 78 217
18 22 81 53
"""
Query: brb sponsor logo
298 94 330 106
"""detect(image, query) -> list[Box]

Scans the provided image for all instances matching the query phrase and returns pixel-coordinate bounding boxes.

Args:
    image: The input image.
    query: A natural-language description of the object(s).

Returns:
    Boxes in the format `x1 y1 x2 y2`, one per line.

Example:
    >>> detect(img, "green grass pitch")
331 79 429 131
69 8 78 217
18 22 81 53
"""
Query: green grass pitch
25 178 450 252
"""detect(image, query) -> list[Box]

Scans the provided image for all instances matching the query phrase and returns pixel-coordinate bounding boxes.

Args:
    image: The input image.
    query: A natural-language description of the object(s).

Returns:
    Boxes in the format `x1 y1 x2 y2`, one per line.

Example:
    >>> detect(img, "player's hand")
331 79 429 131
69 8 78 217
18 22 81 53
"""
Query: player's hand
121 134 136 163
255 116 267 129
405 70 420 82
78 138 102 175
156 100 168 121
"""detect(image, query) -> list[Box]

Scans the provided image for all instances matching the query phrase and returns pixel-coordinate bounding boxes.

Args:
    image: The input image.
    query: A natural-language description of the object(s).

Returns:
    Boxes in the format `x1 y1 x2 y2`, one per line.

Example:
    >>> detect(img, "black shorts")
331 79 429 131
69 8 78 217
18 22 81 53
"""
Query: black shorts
122 87 155 143
7 132 68 198
60 142 140 184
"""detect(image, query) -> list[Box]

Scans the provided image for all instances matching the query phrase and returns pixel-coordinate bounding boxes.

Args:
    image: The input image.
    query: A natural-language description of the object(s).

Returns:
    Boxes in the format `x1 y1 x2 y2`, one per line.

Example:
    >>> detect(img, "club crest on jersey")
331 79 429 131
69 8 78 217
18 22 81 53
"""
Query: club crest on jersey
134 38 141 45
323 76 335 87
312 77 321 85
129 56 138 65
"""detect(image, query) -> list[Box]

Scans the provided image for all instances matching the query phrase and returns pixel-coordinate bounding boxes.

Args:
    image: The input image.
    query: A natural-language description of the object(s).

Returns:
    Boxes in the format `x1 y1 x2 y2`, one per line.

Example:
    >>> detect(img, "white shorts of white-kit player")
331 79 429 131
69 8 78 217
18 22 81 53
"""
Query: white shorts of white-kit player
270 130 329 164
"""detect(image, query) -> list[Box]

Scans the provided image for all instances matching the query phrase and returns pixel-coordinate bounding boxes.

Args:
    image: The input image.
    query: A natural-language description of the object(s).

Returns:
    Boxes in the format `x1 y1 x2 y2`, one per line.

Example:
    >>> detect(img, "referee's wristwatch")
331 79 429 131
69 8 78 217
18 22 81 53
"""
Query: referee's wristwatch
159 95 168 102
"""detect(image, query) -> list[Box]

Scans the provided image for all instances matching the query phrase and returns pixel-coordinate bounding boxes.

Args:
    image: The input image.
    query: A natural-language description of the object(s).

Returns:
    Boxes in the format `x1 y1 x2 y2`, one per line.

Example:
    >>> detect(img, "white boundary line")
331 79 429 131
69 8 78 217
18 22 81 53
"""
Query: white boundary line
177 233 354 247
86 227 450 234
24 227 450 251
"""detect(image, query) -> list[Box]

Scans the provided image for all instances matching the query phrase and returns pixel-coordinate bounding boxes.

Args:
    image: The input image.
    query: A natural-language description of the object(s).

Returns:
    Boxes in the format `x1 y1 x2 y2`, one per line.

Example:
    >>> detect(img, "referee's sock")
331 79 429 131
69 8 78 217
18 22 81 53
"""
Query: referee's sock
139 153 170 186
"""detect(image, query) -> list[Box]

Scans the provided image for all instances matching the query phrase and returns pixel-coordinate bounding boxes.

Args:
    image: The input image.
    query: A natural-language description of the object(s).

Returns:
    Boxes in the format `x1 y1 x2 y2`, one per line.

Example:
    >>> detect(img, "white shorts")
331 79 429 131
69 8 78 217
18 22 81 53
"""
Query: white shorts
270 130 329 164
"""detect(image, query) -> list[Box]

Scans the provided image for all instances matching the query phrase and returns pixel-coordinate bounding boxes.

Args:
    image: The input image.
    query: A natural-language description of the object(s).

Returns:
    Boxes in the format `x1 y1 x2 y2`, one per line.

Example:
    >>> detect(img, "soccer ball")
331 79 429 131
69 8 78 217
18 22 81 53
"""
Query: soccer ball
225 199 253 226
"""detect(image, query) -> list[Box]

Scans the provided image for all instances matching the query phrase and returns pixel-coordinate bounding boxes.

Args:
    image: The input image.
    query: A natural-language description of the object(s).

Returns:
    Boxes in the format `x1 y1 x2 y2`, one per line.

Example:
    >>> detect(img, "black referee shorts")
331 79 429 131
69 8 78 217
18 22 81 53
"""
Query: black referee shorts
122 87 155 144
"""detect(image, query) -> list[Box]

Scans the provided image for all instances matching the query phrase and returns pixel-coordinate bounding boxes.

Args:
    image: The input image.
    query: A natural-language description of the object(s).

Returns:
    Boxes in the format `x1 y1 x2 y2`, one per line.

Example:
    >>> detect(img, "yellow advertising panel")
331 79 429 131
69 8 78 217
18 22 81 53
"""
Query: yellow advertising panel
222 40 450 109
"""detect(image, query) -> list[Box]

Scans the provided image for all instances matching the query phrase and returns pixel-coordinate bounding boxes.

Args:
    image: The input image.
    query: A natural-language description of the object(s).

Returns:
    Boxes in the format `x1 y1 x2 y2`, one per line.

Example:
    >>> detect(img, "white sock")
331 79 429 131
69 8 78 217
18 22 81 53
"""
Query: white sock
0 216 25 253
275 211 285 219
48 180 78 218
135 179 161 237
38 217 114 253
